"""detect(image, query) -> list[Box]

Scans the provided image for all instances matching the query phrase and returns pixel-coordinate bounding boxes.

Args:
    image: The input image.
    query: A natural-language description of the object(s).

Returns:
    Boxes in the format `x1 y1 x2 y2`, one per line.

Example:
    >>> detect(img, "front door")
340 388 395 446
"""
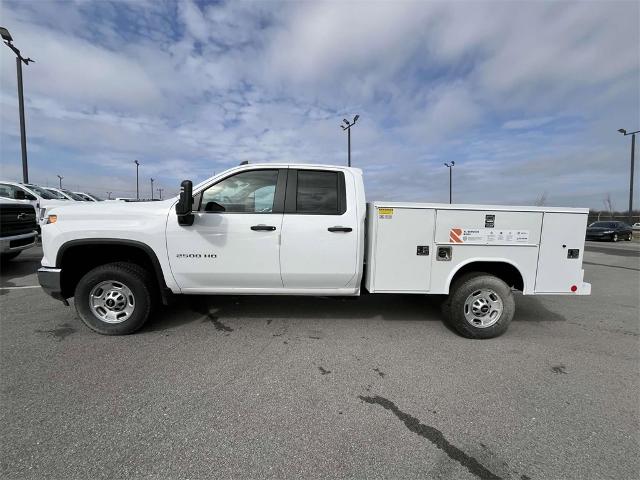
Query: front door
166 168 286 292
279 169 359 289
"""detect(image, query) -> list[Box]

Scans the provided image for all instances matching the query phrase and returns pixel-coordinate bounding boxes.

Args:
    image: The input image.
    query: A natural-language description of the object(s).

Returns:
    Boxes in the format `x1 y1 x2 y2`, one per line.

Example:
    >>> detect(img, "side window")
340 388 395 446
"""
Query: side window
294 170 345 215
0 184 17 199
200 170 279 213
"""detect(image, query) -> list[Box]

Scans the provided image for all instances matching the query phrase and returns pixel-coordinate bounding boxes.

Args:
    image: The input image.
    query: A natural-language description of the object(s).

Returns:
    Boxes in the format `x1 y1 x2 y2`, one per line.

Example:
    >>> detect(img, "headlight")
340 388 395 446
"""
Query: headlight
47 214 57 224
603 230 614 234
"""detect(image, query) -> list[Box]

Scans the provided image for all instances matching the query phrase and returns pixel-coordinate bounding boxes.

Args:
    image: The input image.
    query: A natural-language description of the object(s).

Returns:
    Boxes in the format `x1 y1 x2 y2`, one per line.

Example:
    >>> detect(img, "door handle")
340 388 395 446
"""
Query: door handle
251 225 276 231
328 226 352 232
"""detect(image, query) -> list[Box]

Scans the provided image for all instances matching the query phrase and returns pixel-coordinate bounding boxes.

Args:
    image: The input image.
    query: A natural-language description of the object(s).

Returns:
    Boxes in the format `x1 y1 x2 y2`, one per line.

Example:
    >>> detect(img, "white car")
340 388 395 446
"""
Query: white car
44 187 87 202
0 181 68 225
632 223 640 231
38 162 591 339
73 192 103 202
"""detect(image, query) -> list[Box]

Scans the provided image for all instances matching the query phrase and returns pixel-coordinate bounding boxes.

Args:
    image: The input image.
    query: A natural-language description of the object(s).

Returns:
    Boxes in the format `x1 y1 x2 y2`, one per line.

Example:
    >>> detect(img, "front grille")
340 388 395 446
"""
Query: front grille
0 204 38 237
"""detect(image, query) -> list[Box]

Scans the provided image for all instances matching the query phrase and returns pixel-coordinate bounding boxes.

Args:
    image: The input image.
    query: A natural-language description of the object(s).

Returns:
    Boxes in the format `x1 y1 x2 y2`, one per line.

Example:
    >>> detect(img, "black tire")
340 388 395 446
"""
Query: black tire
0 251 21 262
74 262 155 335
612 233 618 242
445 273 515 339
626 233 633 241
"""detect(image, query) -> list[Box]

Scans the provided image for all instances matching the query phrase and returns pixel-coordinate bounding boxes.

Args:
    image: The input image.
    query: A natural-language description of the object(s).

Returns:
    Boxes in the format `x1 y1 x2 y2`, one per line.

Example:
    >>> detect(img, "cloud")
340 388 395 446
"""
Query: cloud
0 0 637 208
503 117 556 130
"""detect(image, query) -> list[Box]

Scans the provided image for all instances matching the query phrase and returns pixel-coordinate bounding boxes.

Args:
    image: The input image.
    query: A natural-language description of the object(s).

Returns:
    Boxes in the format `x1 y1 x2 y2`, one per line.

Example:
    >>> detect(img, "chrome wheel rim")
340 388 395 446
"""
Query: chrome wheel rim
89 281 135 324
463 289 503 328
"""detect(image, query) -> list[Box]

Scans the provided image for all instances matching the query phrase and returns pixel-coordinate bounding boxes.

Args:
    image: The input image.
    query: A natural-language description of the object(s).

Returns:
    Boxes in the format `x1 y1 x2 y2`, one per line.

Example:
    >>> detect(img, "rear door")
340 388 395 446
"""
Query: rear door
279 168 359 289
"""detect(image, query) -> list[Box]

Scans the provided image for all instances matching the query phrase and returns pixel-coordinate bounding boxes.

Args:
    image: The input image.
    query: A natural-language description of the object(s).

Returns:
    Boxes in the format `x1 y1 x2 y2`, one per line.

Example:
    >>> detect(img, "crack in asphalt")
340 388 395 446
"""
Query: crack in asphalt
205 314 233 332
359 395 502 480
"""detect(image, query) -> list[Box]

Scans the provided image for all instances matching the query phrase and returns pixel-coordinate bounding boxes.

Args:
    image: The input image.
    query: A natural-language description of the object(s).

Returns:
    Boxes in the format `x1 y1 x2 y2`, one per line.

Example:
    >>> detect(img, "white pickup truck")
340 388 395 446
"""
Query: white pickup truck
38 163 590 338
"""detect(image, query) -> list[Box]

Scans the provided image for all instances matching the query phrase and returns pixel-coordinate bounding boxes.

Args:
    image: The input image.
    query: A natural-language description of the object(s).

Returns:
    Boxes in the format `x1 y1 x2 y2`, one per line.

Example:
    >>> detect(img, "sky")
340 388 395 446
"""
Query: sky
0 0 638 208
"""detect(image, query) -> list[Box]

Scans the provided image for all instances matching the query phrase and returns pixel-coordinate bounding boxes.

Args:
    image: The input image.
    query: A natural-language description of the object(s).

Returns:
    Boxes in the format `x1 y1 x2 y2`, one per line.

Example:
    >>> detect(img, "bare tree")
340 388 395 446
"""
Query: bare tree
535 191 548 206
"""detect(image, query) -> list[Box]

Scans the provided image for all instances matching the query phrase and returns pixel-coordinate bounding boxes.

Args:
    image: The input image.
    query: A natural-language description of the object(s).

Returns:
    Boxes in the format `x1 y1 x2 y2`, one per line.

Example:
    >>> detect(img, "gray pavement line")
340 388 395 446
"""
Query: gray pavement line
583 261 640 272
0 285 41 290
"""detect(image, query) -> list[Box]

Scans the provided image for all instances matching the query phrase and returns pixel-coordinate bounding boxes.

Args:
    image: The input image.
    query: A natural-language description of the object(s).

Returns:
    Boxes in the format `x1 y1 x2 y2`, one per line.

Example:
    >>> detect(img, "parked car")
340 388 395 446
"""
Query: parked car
0 198 38 261
632 222 640 231
585 221 633 242
44 187 87 201
73 192 103 202
0 181 68 225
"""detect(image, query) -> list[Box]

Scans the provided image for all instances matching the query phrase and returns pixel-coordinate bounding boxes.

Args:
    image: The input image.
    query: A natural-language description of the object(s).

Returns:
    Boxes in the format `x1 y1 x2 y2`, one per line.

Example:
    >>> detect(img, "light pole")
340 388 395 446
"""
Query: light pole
618 128 639 224
57 175 63 189
157 188 163 200
150 178 154 200
1 27 34 183
134 160 140 200
107 191 113 200
340 115 359 167
444 161 455 204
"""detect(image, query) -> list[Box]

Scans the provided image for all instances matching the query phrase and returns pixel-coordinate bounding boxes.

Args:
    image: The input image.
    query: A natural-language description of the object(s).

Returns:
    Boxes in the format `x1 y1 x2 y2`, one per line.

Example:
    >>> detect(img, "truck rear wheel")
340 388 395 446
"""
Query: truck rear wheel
445 273 515 339
74 262 155 335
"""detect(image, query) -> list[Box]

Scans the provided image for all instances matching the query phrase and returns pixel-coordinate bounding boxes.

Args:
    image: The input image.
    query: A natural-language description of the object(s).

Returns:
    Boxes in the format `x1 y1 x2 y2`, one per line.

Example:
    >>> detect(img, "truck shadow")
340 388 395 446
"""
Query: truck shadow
146 292 566 332
0 253 41 288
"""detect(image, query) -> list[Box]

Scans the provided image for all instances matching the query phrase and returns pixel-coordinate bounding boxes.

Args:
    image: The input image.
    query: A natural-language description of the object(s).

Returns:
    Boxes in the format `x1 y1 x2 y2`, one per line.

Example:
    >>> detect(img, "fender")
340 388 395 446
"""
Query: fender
445 257 527 294
56 238 173 304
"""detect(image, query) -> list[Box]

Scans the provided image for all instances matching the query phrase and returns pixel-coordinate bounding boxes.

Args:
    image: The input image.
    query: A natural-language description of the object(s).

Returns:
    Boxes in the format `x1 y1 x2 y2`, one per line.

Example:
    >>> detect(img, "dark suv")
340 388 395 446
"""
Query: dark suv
0 199 38 261
585 221 633 242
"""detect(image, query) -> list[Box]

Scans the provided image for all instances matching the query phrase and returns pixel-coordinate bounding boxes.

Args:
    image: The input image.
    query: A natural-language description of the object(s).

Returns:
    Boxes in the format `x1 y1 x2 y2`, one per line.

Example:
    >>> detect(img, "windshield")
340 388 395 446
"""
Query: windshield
88 193 103 201
589 222 618 228
63 189 88 201
24 184 59 200
43 188 70 200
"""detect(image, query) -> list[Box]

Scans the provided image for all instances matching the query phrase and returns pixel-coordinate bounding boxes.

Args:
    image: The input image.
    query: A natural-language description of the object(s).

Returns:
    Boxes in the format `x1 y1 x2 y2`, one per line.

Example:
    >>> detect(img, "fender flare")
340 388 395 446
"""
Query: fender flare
56 238 172 304
445 257 527 294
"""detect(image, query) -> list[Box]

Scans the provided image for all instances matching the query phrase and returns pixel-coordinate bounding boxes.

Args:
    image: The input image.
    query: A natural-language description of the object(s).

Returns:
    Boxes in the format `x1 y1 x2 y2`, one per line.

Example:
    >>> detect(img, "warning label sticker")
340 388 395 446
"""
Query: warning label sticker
378 207 394 219
449 228 529 244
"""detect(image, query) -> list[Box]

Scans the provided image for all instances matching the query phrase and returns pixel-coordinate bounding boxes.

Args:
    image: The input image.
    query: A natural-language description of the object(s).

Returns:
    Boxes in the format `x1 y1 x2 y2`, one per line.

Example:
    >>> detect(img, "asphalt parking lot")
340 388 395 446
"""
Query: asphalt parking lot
1 241 638 479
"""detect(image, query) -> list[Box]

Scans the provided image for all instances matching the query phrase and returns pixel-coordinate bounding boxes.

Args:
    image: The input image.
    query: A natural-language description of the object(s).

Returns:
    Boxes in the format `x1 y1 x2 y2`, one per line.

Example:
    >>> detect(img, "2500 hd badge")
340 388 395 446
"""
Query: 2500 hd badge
175 253 217 259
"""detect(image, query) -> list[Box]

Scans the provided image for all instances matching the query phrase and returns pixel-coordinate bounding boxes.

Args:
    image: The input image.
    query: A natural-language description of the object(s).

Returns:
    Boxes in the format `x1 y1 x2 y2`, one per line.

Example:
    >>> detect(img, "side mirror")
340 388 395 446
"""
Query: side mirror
176 180 194 226
15 190 26 200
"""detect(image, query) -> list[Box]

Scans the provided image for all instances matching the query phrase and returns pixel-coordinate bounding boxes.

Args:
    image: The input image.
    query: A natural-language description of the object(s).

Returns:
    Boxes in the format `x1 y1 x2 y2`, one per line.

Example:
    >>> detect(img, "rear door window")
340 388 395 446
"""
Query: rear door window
287 170 346 215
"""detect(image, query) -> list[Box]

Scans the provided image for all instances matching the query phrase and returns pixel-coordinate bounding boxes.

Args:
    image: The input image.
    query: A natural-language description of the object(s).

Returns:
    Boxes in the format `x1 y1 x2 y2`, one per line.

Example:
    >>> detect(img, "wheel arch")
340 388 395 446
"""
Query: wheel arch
56 238 171 303
446 258 526 294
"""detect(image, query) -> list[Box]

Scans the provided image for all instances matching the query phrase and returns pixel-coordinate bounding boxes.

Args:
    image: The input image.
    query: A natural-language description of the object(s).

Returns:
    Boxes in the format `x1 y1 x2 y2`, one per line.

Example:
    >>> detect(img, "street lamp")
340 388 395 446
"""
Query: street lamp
444 161 455 204
340 114 359 167
134 160 140 200
157 188 163 200
150 178 154 200
618 128 639 224
57 175 63 189
1 27 34 184
107 191 113 200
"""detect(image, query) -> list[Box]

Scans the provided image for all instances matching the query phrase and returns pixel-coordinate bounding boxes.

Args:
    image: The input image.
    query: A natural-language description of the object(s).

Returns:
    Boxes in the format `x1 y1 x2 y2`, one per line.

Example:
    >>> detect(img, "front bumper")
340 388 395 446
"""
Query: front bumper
37 267 65 301
0 231 38 253
586 232 614 240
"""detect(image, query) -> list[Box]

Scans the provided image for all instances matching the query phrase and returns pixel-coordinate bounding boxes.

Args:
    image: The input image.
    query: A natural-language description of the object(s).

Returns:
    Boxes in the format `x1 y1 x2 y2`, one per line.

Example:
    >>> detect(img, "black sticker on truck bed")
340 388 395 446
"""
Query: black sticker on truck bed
485 214 495 228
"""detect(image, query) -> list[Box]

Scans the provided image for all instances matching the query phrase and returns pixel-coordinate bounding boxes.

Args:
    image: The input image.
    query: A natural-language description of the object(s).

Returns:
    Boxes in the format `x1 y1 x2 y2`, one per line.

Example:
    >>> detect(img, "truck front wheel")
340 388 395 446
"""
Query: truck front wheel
445 273 515 339
74 262 155 335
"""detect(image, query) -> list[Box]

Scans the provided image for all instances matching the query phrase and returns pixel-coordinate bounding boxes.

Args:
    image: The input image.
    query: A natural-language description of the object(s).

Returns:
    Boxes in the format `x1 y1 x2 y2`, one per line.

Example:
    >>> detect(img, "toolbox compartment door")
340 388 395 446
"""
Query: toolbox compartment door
535 212 587 293
370 207 435 292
